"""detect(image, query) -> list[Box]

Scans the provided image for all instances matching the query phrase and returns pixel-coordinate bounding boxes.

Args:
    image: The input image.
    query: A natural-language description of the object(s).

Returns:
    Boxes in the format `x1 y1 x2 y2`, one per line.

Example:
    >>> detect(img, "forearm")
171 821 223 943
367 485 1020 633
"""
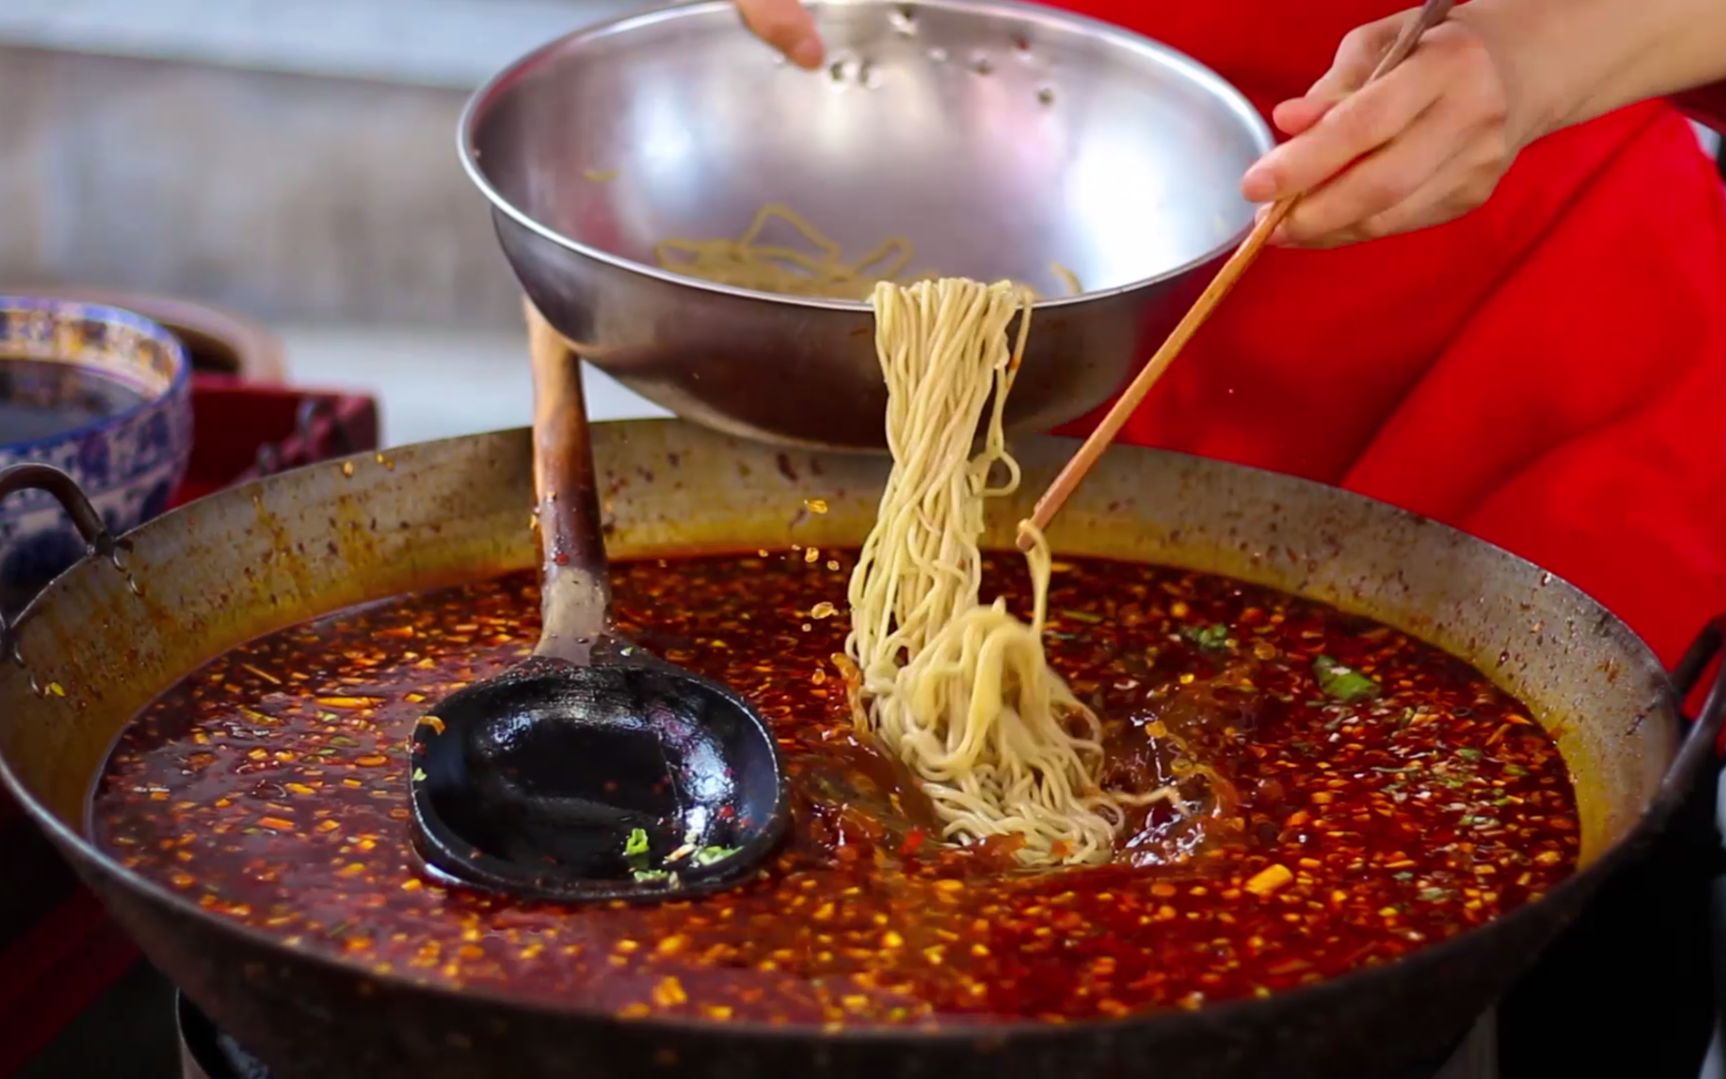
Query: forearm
1467 0 1726 137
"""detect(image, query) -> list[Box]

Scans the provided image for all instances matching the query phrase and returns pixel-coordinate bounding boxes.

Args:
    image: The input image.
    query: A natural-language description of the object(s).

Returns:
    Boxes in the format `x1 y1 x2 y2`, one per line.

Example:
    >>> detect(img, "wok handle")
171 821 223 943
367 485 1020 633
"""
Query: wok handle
0 463 125 674
1670 616 1726 757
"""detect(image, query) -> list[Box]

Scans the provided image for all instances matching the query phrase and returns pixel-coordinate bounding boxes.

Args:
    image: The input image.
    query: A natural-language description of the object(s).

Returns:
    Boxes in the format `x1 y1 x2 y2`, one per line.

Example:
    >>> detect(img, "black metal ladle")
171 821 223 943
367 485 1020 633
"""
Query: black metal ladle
408 304 787 902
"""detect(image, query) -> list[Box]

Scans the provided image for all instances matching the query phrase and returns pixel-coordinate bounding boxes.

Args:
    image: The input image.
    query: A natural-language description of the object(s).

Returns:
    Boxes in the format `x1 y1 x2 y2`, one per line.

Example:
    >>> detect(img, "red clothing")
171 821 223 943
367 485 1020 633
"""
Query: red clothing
1054 0 1726 665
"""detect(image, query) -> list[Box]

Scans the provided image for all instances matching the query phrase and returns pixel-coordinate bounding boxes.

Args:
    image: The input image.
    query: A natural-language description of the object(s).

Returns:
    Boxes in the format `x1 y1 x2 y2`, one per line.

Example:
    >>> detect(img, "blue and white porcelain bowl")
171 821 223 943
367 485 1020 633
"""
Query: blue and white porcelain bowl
0 297 192 615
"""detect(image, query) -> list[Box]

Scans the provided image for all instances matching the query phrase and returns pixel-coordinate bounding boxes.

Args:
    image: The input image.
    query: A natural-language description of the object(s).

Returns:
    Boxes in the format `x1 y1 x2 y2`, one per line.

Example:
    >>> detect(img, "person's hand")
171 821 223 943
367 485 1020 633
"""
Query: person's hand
1239 3 1546 248
735 0 826 70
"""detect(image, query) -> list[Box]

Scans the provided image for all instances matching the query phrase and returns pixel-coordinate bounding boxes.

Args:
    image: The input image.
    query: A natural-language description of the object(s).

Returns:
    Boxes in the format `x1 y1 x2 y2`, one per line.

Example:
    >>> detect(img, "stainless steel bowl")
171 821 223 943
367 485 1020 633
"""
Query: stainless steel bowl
461 0 1272 451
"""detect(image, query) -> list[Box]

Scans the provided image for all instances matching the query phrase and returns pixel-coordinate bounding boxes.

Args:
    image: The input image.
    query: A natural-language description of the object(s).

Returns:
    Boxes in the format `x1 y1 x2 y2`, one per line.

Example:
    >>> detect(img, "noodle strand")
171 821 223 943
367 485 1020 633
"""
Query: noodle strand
656 204 1081 300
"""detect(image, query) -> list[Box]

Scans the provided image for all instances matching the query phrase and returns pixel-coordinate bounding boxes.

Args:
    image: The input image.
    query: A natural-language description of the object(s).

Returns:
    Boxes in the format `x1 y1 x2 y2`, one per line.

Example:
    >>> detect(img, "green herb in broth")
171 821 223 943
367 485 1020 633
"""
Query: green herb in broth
1314 654 1381 702
623 827 650 858
692 846 738 867
1183 624 1231 652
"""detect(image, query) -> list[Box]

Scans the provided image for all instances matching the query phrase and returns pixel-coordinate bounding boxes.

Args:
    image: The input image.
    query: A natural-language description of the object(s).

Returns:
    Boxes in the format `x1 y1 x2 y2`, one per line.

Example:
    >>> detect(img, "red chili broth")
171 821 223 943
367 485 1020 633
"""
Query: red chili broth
91 550 1579 1026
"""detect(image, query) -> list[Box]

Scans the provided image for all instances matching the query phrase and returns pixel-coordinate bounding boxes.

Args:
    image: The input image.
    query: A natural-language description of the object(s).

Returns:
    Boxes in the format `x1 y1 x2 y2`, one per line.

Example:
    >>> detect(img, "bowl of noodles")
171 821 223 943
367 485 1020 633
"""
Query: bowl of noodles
461 0 1272 450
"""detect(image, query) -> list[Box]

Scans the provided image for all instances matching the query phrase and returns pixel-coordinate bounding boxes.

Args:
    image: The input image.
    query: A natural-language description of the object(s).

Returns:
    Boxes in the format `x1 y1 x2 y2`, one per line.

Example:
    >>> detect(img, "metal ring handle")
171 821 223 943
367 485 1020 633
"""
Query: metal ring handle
1664 616 1726 789
1672 616 1726 729
0 463 120 662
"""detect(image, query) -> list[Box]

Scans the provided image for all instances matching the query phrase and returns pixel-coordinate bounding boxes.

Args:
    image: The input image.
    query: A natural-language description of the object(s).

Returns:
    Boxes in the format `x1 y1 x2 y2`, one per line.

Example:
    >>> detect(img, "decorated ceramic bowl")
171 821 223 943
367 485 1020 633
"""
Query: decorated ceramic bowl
0 296 192 615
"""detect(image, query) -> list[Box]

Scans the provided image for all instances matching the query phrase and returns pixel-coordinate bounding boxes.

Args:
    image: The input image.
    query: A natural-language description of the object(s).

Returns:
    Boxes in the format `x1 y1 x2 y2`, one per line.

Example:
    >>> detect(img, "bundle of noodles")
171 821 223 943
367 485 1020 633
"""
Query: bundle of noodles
655 204 916 301
843 278 1179 867
655 203 1081 301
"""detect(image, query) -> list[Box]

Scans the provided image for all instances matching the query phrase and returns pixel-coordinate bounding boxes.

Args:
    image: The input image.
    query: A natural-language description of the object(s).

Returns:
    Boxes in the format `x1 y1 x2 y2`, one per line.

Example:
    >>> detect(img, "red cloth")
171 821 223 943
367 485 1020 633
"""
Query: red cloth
1051 0 1726 666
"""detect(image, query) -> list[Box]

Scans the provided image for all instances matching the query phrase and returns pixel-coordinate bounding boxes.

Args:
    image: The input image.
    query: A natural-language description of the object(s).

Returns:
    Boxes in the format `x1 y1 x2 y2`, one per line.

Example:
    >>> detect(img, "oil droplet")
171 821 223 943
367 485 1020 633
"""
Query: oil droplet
810 601 838 619
804 498 829 514
927 46 949 63
340 461 355 478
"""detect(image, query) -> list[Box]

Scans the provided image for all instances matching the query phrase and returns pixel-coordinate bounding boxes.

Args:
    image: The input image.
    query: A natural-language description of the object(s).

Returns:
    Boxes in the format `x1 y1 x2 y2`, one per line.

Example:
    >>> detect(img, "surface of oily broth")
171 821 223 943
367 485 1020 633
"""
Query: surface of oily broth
92 551 1578 1025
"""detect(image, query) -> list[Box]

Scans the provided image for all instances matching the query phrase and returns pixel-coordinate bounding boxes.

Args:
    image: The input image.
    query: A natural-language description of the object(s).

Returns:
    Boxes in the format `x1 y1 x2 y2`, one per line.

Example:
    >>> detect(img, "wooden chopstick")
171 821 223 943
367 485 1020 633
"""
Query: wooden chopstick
1014 200 1290 551
1015 0 1454 552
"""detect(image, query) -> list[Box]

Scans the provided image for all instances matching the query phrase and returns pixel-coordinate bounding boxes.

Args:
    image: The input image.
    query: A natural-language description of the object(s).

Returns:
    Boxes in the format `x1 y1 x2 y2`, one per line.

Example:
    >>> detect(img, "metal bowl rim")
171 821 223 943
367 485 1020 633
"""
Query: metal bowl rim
0 295 191 459
456 0 1275 313
0 423 1698 1050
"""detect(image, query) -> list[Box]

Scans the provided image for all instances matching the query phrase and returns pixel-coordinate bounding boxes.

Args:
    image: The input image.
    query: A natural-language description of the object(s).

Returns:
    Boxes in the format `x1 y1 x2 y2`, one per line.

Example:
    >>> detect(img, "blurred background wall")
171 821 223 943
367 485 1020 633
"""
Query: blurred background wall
0 0 663 443
0 0 646 329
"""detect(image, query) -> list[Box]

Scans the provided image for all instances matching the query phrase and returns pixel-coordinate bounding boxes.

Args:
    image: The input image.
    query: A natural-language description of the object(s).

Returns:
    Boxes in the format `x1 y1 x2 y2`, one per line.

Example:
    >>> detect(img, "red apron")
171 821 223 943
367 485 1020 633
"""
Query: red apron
1052 0 1726 666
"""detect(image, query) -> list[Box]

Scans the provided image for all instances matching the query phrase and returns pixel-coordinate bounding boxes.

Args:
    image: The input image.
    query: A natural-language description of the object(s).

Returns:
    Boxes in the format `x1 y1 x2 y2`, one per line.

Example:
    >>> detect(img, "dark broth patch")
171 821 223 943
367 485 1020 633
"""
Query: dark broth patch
0 356 150 443
92 552 1577 1025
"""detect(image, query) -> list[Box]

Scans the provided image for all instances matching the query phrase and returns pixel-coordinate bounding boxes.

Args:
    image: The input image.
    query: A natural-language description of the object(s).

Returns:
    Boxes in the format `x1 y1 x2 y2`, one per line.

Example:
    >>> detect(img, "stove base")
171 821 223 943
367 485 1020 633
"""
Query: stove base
175 993 1498 1079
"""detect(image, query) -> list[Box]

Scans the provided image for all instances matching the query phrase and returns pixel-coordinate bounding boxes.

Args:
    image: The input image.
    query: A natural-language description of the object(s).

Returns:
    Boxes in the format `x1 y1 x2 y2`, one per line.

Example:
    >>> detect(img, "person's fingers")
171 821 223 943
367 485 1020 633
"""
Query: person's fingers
1281 143 1507 249
1272 97 1459 245
1245 9 1523 247
736 0 824 68
1240 48 1444 204
1270 97 1333 138
1269 10 1412 141
1280 23 1517 246
1250 8 1438 195
1306 13 1406 103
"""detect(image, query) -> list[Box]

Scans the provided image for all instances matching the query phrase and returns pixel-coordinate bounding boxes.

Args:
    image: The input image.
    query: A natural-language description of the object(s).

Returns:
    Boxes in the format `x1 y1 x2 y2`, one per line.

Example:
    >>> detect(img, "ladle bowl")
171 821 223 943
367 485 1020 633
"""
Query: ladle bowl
410 653 786 901
406 306 788 902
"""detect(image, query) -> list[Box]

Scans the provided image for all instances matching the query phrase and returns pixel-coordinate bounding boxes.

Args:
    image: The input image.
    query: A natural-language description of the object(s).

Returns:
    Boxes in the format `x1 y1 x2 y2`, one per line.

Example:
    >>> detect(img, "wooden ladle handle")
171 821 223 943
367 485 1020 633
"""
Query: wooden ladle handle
525 300 611 656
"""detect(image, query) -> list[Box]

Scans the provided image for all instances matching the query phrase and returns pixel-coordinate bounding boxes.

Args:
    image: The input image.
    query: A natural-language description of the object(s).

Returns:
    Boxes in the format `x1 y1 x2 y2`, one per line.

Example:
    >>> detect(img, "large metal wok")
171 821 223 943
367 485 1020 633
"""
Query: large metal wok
0 421 1719 1078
